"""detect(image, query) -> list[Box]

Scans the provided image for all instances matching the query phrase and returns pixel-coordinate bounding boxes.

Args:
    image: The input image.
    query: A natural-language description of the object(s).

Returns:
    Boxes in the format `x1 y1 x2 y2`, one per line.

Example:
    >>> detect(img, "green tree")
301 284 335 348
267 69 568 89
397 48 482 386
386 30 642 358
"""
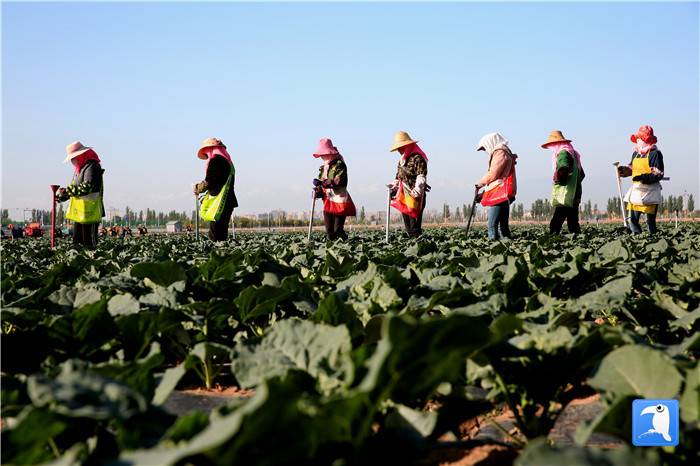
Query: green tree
688 194 695 213
443 203 451 221
359 206 366 223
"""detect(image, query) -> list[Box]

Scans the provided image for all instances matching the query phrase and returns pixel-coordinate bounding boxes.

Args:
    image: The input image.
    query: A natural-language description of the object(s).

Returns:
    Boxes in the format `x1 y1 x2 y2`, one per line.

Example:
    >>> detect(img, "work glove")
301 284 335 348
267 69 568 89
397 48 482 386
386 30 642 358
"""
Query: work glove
55 188 69 202
617 165 632 177
193 181 208 195
312 178 322 187
313 186 325 200
322 179 334 189
475 182 485 189
475 192 484 203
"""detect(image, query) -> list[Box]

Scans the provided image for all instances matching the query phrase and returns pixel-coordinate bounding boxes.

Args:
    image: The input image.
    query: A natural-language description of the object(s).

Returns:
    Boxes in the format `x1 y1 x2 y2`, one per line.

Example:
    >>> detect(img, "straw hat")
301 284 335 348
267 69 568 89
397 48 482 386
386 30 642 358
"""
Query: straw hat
63 141 92 163
630 125 657 145
389 131 419 152
197 137 226 159
313 138 339 158
541 130 571 148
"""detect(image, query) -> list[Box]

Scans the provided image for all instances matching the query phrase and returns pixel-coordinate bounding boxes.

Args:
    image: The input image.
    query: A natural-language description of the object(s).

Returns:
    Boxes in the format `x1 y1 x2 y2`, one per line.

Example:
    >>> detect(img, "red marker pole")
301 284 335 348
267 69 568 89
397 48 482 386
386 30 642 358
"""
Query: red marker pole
50 185 59 249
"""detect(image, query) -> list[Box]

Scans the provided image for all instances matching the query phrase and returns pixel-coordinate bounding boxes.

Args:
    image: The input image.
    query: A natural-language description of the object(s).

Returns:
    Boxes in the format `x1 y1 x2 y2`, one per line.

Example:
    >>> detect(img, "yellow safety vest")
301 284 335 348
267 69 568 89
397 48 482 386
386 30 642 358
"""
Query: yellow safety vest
200 171 234 222
66 192 103 224
628 154 657 214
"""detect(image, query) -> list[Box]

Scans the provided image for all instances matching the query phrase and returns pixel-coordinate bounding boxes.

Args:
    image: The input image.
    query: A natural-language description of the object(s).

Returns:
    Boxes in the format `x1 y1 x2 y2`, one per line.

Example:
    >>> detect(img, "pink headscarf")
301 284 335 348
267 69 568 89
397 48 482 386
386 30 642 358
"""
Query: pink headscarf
400 142 429 163
72 149 101 174
202 145 233 172
547 142 582 172
634 140 656 155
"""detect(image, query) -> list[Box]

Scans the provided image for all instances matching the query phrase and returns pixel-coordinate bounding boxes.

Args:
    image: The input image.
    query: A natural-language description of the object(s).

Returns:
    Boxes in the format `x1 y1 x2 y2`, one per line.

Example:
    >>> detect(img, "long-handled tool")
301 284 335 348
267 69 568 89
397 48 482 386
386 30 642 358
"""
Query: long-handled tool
465 185 480 236
194 193 200 240
612 162 628 228
385 187 391 243
50 185 59 249
307 189 317 242
231 213 236 240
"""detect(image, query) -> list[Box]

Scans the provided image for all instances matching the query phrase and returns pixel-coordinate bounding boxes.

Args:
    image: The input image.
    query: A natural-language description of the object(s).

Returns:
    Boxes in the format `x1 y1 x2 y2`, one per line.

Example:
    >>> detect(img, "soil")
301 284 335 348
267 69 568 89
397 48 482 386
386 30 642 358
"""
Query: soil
162 385 254 417
163 389 622 466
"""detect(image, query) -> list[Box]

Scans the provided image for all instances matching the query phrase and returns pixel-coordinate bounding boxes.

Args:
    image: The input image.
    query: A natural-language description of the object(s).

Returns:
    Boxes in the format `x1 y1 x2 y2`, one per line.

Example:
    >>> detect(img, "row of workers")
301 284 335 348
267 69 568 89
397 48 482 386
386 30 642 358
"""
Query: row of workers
56 125 665 247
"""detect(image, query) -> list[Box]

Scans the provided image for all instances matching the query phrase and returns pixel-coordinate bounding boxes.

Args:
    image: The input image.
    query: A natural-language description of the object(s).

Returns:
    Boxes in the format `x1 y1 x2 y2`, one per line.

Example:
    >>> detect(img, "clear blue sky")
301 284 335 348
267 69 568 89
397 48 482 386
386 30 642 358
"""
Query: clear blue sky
2 1 698 217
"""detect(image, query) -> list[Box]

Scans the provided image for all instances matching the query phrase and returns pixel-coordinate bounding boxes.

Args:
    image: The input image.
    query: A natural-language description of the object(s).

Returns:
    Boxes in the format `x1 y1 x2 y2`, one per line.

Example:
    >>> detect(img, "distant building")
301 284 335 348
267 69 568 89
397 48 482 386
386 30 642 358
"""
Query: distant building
166 220 182 233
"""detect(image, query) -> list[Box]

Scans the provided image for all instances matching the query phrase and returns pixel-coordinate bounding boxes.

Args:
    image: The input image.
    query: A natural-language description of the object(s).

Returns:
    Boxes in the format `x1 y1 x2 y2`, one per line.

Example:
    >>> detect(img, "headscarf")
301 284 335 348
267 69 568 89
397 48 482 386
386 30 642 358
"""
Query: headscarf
400 142 429 163
547 141 582 172
72 149 101 174
202 145 233 172
477 132 509 155
634 139 656 155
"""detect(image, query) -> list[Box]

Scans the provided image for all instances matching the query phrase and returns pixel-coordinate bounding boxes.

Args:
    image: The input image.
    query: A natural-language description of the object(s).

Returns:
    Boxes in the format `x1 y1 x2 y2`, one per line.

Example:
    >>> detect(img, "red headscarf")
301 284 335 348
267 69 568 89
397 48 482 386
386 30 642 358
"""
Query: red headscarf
72 149 101 174
400 142 429 163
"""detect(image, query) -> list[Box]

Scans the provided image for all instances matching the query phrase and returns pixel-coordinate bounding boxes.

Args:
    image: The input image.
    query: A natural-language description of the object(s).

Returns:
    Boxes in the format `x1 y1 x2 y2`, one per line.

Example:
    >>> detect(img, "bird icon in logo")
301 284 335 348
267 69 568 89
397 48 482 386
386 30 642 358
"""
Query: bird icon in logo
638 403 672 441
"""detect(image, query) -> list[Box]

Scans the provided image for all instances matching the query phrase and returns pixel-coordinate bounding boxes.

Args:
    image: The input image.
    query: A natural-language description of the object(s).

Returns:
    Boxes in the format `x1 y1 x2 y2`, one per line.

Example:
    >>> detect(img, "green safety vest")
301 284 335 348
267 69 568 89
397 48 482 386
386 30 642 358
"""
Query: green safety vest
66 192 103 224
550 152 581 208
200 169 234 222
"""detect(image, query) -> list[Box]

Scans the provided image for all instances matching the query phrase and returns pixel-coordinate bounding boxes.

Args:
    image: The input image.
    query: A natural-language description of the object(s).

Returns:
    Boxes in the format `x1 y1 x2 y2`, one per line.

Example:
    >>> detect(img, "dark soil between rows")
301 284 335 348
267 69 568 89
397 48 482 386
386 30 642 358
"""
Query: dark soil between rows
163 390 623 466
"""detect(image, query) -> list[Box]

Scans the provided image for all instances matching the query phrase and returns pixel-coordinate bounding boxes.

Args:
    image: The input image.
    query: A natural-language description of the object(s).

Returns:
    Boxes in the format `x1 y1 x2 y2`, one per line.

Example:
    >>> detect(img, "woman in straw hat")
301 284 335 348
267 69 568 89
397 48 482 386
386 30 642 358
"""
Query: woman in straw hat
617 125 664 234
475 132 518 240
55 141 105 248
541 130 585 234
193 137 238 241
311 138 356 240
388 131 429 238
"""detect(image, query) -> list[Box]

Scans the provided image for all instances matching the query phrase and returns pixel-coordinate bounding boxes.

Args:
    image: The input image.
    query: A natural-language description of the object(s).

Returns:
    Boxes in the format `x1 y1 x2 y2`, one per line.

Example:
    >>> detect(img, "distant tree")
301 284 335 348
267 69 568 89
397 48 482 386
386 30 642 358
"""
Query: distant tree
688 194 695 213
359 206 366 223
443 203 451 221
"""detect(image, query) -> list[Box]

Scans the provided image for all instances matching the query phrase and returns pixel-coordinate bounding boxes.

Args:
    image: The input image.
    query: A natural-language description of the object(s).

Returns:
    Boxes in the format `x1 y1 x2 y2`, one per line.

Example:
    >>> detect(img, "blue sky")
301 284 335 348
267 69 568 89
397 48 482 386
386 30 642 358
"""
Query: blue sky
2 1 698 217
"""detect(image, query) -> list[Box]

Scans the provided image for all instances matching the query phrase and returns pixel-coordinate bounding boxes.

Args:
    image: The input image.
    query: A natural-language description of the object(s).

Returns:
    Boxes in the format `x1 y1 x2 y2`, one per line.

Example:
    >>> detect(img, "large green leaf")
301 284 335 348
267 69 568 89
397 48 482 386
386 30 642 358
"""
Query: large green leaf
517 437 659 466
231 319 354 393
588 345 683 399
233 284 292 323
131 261 186 287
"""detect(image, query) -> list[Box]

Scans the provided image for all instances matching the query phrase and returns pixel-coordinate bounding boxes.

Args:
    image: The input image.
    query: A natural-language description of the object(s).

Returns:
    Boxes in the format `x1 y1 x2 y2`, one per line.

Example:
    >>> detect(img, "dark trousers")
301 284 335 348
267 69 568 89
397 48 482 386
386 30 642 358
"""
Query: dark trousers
323 213 347 240
629 210 657 234
402 194 426 238
549 206 581 234
208 192 237 242
73 223 99 248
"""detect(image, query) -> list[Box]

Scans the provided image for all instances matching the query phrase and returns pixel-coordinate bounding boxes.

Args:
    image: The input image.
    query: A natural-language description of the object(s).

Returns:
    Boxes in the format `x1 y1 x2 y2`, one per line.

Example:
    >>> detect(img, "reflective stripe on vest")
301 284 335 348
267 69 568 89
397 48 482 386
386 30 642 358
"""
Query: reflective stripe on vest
200 171 234 222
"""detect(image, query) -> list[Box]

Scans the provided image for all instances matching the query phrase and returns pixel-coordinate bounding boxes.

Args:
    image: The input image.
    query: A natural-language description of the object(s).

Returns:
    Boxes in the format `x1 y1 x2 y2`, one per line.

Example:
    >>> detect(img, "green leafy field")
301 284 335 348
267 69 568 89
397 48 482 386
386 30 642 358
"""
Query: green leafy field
2 225 699 465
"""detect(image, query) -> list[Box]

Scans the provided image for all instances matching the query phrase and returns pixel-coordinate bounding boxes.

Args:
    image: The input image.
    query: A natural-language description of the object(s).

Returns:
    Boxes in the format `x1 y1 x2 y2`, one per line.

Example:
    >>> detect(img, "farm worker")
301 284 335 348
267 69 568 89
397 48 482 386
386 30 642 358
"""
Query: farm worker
617 125 665 234
541 130 585 234
312 138 357 240
55 141 105 248
388 131 429 238
475 132 518 240
193 137 238 241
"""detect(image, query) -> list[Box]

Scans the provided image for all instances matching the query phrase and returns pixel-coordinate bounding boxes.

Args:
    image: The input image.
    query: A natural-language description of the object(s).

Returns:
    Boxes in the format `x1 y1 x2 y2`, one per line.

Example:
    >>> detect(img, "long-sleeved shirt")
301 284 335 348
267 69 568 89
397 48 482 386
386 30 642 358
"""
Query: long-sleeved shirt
396 153 428 197
479 148 517 197
204 156 239 209
629 150 664 183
